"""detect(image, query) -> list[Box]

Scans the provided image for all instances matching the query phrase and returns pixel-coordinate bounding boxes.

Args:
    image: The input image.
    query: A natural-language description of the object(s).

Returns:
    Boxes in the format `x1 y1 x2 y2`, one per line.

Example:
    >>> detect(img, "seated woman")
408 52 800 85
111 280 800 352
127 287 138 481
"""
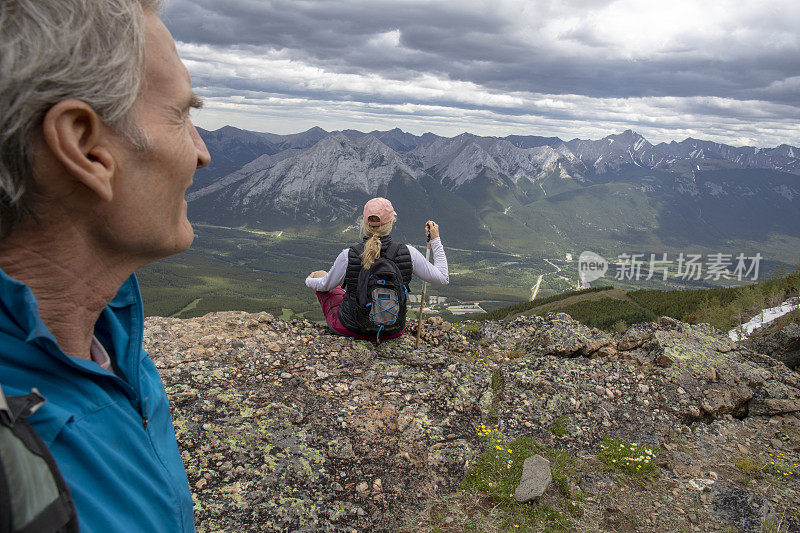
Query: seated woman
306 197 449 341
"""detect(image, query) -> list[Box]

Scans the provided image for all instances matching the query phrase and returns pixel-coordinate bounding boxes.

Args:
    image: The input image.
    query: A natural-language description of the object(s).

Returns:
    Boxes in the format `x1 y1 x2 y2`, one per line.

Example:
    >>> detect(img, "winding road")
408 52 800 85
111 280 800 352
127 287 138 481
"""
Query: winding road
530 258 565 301
530 275 543 301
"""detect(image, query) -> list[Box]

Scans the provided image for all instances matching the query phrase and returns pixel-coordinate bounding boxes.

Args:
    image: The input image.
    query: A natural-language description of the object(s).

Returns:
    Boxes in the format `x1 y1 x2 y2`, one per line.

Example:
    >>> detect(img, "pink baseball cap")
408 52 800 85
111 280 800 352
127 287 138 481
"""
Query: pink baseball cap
363 197 396 227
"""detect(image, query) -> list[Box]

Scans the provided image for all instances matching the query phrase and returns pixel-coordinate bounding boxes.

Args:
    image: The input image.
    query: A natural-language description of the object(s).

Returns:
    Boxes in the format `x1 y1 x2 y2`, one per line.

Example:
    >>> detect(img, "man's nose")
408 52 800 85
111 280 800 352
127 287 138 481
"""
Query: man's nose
188 120 211 169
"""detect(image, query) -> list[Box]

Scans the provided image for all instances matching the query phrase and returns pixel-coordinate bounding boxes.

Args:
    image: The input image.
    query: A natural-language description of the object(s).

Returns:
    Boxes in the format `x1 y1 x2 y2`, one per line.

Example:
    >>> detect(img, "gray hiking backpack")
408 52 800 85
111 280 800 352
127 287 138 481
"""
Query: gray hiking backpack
0 385 79 533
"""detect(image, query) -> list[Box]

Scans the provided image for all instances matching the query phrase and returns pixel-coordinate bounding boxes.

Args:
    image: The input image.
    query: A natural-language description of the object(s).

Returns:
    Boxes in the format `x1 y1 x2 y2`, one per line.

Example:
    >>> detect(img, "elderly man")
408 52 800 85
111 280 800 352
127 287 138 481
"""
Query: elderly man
0 0 209 531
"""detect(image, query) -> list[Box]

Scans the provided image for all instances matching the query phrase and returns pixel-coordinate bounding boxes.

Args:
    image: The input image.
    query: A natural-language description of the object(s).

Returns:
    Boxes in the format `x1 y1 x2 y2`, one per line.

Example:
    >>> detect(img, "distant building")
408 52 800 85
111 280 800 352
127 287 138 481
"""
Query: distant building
408 294 447 304
447 303 485 315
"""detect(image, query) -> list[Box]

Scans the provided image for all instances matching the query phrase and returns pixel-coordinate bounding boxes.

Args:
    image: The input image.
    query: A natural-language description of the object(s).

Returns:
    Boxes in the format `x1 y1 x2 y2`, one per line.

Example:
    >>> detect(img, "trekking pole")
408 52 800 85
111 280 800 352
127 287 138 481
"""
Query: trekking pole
415 226 432 349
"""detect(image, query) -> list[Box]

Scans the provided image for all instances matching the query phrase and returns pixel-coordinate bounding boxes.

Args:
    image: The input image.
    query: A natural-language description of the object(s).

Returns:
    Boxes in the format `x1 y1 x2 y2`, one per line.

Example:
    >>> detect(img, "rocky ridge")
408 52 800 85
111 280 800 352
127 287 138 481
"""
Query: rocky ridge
145 312 800 532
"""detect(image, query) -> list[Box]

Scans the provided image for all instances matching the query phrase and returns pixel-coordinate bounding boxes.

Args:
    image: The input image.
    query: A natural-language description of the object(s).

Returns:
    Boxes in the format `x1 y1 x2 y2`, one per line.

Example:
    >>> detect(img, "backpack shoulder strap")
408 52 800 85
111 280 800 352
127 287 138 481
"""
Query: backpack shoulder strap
384 241 402 262
343 244 364 291
355 266 372 307
0 385 78 533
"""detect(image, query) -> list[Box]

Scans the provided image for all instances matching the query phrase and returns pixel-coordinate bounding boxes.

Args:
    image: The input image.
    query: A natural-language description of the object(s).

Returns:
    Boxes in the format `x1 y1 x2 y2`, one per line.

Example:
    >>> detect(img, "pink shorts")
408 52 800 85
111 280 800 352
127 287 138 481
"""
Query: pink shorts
316 286 405 341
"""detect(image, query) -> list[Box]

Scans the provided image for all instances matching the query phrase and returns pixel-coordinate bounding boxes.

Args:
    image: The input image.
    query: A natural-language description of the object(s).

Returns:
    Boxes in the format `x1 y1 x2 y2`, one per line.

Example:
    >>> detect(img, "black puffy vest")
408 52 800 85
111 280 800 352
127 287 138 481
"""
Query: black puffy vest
337 235 413 334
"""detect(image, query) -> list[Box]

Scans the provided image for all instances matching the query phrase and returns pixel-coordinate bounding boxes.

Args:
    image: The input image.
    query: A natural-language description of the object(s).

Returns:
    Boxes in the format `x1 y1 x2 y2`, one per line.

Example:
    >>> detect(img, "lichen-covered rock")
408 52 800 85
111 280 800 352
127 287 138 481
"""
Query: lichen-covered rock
411 316 470 352
745 322 800 370
617 324 656 351
146 312 490 532
144 310 800 532
711 483 771 533
481 313 614 358
636 320 800 418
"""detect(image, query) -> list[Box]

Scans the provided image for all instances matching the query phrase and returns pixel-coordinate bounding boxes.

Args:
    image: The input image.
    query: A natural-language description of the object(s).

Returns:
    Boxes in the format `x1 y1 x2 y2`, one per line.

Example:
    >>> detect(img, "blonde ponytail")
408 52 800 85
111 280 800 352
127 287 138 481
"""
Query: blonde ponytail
360 216 394 269
362 235 381 269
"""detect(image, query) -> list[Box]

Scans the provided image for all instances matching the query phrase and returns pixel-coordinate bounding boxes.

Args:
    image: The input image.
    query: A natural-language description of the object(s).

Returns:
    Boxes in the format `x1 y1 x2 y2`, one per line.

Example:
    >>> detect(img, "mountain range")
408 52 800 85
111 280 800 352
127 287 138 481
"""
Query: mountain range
188 126 800 260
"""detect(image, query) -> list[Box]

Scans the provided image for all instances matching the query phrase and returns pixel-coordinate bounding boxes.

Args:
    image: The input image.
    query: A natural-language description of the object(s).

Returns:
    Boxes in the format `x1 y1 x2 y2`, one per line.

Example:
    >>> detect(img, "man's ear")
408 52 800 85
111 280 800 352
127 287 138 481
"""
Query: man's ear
40 99 116 202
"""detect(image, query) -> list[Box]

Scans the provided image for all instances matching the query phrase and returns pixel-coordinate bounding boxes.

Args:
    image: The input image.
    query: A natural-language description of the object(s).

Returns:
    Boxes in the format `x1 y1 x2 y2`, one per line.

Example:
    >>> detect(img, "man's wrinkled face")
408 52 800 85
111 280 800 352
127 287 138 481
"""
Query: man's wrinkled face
103 12 210 261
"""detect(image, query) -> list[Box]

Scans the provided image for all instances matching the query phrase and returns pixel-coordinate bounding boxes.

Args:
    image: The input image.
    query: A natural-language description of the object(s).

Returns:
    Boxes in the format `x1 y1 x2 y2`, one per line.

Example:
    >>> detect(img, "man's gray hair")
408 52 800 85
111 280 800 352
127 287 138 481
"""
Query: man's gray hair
0 0 164 237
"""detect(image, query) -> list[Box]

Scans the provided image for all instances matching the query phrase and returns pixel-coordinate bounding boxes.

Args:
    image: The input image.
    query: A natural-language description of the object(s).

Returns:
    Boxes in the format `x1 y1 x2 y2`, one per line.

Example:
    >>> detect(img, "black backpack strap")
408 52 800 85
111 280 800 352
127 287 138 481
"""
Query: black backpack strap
0 385 79 533
384 242 412 291
342 244 365 292
0 390 45 426
384 242 401 261
355 267 371 309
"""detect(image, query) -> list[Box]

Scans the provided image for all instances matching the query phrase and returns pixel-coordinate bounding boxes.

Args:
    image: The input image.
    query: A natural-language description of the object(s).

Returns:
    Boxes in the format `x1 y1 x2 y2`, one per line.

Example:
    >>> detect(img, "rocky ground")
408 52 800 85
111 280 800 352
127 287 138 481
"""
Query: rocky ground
144 311 800 532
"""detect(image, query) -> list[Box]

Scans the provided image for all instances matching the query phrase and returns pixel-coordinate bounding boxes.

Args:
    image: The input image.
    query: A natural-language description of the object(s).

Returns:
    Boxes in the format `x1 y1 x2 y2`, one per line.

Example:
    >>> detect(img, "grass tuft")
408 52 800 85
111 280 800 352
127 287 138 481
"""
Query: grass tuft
491 369 505 392
597 435 659 477
452 425 583 532
549 415 568 437
758 451 799 478
453 321 482 333
462 429 539 501
734 457 764 476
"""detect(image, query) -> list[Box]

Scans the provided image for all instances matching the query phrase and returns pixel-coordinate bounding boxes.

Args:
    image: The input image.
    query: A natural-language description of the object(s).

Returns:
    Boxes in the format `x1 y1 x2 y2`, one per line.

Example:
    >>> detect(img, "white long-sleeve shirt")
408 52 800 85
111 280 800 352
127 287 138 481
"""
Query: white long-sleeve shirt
305 237 449 292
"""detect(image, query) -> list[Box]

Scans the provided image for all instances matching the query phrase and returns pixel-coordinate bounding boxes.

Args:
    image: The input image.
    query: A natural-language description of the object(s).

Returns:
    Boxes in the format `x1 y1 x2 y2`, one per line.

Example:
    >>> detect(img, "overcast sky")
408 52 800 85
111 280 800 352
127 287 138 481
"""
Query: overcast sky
164 0 800 147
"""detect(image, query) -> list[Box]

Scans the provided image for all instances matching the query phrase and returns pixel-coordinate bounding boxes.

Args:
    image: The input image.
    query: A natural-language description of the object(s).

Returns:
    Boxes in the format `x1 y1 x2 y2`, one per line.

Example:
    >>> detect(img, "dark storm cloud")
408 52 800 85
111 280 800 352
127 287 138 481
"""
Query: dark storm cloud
166 0 800 103
165 0 507 57
167 0 800 145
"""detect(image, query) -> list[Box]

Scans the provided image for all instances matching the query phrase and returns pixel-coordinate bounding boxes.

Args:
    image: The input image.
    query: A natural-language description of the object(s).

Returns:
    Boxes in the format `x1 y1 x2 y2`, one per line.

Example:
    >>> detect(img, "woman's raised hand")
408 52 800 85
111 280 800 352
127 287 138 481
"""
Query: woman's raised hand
426 221 439 240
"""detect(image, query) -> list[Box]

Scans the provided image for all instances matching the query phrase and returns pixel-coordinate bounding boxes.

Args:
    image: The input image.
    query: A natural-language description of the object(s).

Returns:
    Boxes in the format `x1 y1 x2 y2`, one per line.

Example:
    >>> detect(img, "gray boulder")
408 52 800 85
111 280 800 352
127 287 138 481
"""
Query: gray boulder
514 454 552 502
711 483 773 533
745 322 800 370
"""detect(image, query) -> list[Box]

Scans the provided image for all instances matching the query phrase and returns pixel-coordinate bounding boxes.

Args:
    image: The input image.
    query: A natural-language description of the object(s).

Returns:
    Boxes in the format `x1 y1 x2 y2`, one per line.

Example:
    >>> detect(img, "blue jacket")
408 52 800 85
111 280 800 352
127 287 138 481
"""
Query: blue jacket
0 268 194 532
